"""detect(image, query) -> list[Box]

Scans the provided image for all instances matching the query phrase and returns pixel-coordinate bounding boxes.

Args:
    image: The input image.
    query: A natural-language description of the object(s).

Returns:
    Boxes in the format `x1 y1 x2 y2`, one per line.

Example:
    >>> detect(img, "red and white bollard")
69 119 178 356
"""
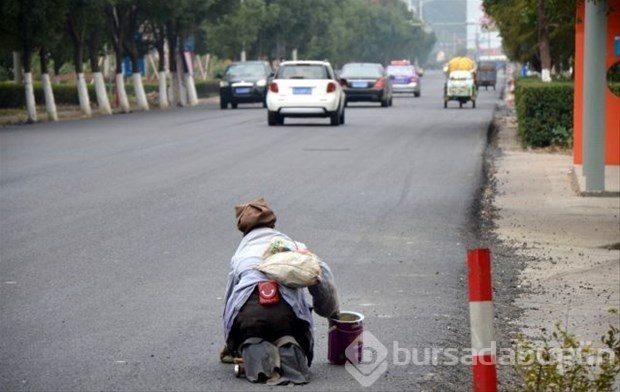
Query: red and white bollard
467 248 497 392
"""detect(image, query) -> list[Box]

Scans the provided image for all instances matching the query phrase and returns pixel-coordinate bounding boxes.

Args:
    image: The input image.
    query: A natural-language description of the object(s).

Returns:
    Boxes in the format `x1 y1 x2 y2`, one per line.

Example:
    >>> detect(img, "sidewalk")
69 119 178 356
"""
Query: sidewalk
492 105 620 348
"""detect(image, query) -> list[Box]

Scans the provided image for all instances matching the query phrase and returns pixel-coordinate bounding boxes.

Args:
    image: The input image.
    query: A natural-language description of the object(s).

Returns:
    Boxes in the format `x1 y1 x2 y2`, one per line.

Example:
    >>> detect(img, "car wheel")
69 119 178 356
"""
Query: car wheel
339 109 345 125
444 100 447 109
389 97 393 106
472 100 476 109
330 110 340 126
381 97 388 107
414 92 421 98
220 98 227 109
268 111 278 126
231 102 238 109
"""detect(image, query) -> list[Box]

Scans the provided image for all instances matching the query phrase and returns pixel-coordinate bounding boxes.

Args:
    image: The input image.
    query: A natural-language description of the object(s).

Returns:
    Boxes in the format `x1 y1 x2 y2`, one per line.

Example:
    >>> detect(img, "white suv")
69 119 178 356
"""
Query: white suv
266 60 346 126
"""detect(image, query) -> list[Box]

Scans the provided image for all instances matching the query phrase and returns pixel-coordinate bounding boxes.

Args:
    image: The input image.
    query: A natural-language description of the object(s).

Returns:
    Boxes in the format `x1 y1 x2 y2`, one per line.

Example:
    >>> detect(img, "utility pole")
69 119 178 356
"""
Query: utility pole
583 0 607 191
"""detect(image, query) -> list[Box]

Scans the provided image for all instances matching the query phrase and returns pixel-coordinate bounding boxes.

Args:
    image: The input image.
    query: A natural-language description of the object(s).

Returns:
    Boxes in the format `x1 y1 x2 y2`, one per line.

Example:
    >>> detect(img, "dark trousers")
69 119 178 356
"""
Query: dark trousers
227 287 314 365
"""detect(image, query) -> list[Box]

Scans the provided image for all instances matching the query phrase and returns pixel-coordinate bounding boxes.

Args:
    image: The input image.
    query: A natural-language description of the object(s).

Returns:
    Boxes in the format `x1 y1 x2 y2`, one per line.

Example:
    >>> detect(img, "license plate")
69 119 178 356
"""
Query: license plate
235 87 251 94
352 81 367 88
293 87 312 95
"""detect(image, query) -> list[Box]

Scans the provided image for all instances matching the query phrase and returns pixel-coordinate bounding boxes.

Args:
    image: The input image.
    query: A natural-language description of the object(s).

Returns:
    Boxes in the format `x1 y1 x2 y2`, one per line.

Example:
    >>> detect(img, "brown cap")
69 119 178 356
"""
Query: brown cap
234 197 277 235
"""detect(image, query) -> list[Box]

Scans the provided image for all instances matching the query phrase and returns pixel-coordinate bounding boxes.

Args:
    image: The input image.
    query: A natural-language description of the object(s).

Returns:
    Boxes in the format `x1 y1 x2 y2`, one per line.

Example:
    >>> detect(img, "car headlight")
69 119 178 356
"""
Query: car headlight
256 79 267 87
219 81 229 88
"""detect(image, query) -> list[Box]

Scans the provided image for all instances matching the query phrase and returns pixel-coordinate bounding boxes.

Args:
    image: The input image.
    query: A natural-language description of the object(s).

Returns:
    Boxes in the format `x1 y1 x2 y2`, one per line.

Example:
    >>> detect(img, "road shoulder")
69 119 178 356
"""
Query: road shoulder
489 103 620 388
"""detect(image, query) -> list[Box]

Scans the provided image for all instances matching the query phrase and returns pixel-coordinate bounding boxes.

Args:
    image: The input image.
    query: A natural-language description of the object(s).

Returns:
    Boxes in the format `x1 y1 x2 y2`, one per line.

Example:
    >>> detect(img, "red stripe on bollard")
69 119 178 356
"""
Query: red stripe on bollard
468 248 497 392
472 355 498 392
468 248 492 302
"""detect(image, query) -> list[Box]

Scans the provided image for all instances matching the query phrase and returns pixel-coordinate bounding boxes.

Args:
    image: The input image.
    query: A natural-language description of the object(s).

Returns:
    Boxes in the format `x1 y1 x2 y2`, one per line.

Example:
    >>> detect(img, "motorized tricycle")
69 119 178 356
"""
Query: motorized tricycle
443 70 477 109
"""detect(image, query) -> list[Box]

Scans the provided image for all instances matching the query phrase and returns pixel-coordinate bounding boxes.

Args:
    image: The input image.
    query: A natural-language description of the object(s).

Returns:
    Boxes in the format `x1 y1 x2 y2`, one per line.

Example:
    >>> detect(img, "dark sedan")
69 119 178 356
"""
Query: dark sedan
218 61 273 109
339 63 393 107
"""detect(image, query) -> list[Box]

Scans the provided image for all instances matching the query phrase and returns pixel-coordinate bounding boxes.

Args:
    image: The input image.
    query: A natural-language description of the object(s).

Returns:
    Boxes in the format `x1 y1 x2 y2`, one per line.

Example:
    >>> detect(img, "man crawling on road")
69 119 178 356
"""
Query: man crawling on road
220 197 340 385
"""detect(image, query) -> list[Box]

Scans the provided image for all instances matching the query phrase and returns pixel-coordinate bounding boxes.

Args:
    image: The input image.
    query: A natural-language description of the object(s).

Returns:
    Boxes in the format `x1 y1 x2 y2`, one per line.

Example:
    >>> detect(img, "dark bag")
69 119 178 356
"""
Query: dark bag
258 281 280 305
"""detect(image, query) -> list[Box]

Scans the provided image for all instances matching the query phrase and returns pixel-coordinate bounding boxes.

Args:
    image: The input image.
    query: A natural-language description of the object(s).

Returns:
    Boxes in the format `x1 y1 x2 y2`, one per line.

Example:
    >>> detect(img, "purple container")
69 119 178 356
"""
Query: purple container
327 311 364 365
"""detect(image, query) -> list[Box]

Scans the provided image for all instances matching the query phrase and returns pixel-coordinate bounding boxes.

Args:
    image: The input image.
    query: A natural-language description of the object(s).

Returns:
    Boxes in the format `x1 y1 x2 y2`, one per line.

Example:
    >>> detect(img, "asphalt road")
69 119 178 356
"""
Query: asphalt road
1 71 502 391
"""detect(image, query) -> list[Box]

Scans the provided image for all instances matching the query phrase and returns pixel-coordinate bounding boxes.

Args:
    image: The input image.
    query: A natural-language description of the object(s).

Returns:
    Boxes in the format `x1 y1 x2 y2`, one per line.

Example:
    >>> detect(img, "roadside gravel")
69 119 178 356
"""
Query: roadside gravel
485 103 620 390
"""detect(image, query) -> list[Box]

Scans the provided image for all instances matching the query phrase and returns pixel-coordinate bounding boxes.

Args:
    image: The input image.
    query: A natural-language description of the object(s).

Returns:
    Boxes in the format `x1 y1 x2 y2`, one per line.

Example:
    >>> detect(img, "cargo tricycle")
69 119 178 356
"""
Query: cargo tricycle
443 70 477 109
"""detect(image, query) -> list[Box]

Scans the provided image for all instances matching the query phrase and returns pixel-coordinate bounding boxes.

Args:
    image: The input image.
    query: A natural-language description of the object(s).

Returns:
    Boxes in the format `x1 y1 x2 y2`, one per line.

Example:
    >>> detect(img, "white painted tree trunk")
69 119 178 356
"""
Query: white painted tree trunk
41 73 58 121
93 72 112 115
185 73 198 106
178 73 188 107
24 72 37 123
132 73 149 111
541 68 551 82
115 73 131 113
170 71 182 107
158 71 169 109
76 73 92 117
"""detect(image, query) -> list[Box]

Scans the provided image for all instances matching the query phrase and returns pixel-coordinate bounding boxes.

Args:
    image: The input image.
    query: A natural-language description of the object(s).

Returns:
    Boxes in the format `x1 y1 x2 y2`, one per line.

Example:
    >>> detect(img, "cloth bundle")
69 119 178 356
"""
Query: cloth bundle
257 239 322 288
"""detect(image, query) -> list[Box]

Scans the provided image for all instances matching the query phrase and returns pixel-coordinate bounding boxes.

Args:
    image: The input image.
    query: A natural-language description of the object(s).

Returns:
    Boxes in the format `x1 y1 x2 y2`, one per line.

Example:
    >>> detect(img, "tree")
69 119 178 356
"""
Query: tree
121 1 150 110
203 0 435 68
482 0 577 79
143 0 172 108
1 0 67 122
107 0 132 112
67 0 97 116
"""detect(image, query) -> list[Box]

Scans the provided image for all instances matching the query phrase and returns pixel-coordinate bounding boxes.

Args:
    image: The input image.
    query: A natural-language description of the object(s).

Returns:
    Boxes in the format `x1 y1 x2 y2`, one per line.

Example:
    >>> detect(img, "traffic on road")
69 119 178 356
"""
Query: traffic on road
0 71 504 391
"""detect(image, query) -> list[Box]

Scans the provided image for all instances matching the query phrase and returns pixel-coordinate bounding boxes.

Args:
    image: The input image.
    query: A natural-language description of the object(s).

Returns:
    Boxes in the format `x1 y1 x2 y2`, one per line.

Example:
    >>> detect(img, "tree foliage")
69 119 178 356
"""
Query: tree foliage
482 0 576 73
204 0 436 67
1 0 436 81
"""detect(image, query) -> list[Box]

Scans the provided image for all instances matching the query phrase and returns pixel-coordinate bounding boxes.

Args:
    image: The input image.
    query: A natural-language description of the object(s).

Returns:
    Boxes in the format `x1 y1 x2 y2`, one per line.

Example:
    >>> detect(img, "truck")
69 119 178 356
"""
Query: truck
476 61 497 90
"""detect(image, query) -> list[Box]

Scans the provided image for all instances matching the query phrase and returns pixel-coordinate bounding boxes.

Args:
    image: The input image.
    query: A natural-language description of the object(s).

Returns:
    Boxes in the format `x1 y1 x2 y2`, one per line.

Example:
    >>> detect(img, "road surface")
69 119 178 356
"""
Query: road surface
1 71 503 391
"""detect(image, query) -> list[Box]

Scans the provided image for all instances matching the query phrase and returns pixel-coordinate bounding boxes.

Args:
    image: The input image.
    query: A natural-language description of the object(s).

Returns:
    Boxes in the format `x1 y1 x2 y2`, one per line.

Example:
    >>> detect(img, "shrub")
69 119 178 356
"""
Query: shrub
514 78 574 148
0 81 97 108
514 316 620 392
1 79 219 109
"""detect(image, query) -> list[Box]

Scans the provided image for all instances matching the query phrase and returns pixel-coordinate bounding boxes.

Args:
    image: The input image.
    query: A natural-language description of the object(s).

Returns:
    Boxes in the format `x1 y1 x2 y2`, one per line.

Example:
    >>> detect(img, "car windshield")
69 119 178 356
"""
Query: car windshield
226 64 266 78
278 64 329 79
340 64 382 78
387 65 415 76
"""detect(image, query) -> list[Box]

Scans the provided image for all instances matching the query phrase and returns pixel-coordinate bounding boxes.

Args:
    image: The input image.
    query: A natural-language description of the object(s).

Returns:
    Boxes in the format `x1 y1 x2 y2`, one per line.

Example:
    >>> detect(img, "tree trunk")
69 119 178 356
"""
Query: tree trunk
76 73 92 116
69 19 92 116
108 5 131 113
53 58 62 84
182 52 198 106
115 73 130 112
185 73 198 106
177 53 188 107
158 71 169 109
132 72 149 110
13 51 23 83
89 31 112 115
40 48 58 121
24 73 37 123
537 0 552 82
93 72 112 115
155 31 169 109
22 49 37 123
166 21 181 107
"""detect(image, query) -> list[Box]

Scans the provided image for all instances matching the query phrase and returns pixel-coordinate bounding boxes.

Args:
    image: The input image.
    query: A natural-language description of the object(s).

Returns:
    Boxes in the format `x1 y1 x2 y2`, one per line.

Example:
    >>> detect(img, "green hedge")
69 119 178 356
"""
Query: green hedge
514 78 574 148
0 79 219 108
